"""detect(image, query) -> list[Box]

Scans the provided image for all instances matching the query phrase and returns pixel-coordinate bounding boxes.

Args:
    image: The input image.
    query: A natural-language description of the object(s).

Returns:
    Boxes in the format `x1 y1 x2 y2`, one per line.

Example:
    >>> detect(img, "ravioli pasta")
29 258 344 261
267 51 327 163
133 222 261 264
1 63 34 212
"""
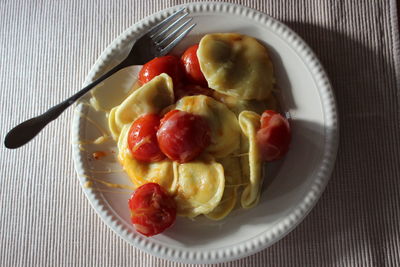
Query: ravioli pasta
175 95 241 158
108 73 174 140
108 74 177 194
205 156 241 220
173 156 225 218
198 33 275 100
238 111 263 209
212 91 278 116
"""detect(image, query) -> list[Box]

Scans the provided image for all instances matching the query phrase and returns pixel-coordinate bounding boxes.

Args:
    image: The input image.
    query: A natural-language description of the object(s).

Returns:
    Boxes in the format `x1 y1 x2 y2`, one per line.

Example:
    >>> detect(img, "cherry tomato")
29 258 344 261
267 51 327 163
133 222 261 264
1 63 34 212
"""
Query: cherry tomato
174 84 213 100
128 114 165 162
256 110 291 161
260 110 279 128
129 183 177 237
139 55 184 86
157 110 210 163
181 44 207 86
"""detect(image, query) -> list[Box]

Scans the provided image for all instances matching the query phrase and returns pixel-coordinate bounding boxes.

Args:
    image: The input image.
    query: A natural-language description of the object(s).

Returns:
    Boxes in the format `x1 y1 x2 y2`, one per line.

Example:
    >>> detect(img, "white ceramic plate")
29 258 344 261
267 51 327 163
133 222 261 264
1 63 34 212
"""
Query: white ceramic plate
72 2 338 264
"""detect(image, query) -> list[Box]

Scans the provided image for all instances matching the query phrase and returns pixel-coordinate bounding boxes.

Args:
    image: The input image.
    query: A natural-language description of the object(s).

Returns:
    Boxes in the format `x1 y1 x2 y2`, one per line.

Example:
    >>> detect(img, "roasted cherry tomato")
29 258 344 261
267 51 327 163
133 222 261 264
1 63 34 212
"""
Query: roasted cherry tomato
157 110 210 163
256 110 291 161
129 183 177 237
127 114 165 162
174 84 213 100
139 55 184 86
181 44 207 86
260 110 280 128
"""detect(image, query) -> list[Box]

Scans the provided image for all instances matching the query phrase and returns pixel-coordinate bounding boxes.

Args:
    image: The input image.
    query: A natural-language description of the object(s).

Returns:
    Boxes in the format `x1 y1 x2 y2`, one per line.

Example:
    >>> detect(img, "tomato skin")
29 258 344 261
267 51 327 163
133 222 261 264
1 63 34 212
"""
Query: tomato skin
157 110 210 163
260 110 279 128
174 84 213 100
127 114 165 162
129 183 177 237
256 110 291 161
139 55 184 86
181 44 207 86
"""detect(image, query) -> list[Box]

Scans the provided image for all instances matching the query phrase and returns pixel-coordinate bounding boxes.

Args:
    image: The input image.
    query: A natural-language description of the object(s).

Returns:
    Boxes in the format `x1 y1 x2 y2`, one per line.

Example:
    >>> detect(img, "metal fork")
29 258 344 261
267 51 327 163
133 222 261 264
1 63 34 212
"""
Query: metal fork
4 8 195 149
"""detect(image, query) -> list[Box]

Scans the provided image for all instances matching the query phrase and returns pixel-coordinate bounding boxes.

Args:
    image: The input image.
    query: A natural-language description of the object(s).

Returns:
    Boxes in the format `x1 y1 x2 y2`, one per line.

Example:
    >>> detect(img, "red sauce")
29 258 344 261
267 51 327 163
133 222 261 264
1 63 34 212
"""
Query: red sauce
92 151 107 160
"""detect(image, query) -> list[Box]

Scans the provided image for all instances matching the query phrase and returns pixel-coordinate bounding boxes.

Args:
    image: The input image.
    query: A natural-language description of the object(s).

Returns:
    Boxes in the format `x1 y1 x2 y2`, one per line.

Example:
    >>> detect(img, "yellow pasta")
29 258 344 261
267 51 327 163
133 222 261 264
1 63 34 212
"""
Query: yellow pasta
238 111 263 209
198 33 275 100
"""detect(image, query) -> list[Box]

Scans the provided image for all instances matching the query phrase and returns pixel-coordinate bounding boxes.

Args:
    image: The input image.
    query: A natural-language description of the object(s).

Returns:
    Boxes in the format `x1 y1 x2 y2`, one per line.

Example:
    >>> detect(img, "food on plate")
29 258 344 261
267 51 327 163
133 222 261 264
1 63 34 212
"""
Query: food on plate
108 73 174 140
139 55 184 86
129 183 177 237
238 111 263 208
180 44 208 86
157 109 211 163
205 156 241 220
257 110 291 161
127 114 165 162
99 33 291 236
173 155 224 217
174 84 213 100
118 121 176 194
212 90 278 116
197 33 275 100
174 95 240 158
92 151 107 160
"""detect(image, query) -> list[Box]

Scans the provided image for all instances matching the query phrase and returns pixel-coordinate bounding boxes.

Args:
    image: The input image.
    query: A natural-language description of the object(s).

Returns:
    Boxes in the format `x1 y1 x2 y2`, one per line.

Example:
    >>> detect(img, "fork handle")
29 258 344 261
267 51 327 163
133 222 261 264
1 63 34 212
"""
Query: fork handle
4 60 129 149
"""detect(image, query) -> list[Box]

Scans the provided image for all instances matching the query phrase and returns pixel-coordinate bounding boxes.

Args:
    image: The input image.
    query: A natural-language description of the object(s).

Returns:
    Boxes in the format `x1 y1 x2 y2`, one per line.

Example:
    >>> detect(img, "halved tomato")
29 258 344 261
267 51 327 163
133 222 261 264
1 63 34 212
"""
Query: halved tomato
256 110 291 161
129 183 177 237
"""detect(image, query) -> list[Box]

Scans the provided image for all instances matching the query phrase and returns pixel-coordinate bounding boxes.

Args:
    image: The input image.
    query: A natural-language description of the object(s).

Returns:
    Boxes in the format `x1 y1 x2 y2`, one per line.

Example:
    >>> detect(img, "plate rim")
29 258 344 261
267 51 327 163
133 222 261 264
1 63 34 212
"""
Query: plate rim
71 2 339 264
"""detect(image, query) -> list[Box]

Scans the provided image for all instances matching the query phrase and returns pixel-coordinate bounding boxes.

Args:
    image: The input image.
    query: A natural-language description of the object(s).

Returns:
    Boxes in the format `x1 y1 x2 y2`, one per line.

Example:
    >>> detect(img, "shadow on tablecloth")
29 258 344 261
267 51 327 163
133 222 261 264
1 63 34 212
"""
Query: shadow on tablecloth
234 21 400 266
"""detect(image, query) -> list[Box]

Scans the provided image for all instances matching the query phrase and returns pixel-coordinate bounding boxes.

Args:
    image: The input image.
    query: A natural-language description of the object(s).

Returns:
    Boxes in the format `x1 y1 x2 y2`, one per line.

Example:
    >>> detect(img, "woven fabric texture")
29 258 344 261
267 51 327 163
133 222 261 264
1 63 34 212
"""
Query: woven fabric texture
0 0 399 266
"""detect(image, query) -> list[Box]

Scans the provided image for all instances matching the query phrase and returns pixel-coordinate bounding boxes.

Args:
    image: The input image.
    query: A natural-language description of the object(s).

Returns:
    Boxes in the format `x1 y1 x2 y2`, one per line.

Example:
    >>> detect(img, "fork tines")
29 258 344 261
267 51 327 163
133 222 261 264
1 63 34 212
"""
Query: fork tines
148 7 196 55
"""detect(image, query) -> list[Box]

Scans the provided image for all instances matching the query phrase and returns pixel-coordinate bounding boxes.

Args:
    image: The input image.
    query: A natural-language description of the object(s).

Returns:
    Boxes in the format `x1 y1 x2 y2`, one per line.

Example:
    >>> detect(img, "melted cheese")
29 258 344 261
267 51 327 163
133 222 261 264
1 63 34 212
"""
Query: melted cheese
198 33 275 100
238 111 263 209
108 73 174 140
175 95 240 158
174 156 225 217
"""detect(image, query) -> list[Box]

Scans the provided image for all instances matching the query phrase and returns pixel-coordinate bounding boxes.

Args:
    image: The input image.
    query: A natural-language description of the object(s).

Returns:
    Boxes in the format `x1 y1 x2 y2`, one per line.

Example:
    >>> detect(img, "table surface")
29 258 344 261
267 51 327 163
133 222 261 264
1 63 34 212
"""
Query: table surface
1 0 399 266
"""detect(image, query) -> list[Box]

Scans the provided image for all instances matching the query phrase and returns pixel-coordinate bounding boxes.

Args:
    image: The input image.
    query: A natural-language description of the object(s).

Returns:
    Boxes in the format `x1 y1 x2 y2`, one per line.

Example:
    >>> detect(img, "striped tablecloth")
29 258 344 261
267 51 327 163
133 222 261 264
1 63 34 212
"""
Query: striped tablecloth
1 0 399 266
